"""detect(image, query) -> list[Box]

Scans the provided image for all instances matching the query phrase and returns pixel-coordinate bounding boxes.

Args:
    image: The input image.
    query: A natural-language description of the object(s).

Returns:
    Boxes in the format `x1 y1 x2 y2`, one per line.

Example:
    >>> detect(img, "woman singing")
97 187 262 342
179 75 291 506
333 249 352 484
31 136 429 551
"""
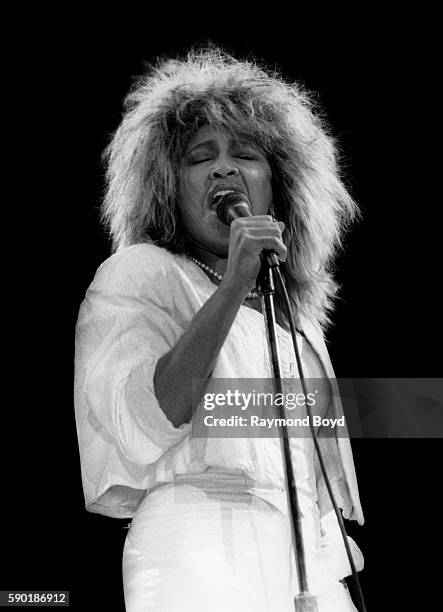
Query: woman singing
74 47 364 611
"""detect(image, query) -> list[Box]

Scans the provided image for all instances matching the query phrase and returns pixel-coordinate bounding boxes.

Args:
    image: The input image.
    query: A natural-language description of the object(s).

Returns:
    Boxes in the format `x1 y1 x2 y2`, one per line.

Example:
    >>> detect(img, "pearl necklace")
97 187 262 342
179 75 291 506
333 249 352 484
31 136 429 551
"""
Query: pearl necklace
189 256 261 300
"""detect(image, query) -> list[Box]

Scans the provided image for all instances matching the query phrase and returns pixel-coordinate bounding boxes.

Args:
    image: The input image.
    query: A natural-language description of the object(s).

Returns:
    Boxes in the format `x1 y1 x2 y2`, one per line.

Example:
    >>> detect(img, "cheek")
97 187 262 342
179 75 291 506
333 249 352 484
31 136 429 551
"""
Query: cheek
179 172 192 201
179 172 197 212
178 172 206 231
181 167 204 195
263 174 273 197
249 167 273 201
262 166 273 201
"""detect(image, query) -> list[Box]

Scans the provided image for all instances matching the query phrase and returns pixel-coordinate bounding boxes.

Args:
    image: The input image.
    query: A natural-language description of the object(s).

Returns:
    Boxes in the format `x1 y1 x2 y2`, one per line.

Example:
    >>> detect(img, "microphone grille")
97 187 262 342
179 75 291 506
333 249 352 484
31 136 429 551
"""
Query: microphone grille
216 192 251 225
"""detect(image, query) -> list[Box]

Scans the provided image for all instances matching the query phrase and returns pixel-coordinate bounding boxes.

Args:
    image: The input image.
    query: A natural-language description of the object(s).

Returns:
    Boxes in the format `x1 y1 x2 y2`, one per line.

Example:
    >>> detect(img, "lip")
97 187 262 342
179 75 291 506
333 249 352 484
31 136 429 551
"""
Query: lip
207 183 247 210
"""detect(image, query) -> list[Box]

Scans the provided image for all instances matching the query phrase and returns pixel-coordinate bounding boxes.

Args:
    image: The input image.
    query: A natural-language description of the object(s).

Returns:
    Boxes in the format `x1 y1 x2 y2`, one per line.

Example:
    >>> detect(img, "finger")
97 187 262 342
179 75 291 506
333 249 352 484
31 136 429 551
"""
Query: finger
244 235 287 261
231 217 285 234
230 215 274 226
236 225 285 238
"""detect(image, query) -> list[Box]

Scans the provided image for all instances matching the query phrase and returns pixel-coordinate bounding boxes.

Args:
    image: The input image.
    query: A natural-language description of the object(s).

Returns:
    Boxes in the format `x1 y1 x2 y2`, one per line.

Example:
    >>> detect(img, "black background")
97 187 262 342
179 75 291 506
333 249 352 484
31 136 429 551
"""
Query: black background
3 11 441 611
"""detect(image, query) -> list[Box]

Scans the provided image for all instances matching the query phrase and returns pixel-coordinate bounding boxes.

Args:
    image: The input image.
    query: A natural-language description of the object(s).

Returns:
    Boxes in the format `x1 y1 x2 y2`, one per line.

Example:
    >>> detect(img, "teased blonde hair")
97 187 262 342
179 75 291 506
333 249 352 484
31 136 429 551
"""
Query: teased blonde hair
101 47 359 328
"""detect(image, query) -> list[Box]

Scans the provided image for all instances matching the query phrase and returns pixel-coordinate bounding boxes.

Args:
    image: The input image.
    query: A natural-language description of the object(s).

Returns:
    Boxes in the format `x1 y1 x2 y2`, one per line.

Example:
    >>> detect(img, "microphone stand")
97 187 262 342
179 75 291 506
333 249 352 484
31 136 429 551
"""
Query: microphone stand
257 259 318 612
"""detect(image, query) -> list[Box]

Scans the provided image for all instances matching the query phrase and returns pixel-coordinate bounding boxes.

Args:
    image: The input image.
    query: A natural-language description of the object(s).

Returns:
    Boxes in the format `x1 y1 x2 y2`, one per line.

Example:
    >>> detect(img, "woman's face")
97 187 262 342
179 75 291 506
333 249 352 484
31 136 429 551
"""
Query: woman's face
178 125 273 257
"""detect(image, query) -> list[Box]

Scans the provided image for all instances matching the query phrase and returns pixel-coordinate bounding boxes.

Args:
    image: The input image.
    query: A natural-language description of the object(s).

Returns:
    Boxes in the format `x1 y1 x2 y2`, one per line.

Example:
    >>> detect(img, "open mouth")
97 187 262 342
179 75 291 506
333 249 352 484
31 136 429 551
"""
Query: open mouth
210 189 240 210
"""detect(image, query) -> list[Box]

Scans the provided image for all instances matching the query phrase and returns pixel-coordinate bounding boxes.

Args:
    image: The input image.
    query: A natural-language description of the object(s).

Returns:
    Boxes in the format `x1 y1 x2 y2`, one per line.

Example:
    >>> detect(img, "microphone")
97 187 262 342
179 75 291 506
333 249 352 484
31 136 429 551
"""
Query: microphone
215 192 280 268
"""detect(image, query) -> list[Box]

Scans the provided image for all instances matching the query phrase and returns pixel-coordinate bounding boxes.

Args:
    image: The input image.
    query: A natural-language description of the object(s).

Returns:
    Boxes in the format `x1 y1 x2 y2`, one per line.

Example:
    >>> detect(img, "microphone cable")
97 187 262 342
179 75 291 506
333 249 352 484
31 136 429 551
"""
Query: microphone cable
215 191 367 610
273 265 367 612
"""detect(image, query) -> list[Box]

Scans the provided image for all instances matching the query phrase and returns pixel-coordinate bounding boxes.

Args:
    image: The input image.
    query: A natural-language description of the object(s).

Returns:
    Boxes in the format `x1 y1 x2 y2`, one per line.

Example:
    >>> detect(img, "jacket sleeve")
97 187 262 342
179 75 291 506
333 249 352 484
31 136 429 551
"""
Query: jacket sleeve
74 245 191 517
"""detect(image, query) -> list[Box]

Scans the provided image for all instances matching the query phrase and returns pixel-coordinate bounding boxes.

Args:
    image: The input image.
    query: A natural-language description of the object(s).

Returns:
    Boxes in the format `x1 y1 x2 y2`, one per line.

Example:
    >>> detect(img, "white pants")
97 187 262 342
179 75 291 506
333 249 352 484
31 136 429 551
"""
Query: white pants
122 481 357 612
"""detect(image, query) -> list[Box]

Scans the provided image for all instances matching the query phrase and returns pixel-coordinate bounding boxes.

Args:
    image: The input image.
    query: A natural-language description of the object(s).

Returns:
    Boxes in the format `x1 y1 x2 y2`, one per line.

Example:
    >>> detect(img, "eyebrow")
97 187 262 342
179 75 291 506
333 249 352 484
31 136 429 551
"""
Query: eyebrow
186 139 217 153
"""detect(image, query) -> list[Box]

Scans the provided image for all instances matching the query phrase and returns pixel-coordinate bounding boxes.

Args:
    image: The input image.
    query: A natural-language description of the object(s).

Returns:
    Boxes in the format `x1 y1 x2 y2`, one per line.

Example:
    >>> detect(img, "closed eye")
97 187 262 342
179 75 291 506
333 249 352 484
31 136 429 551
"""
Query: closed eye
189 156 213 165
232 149 260 160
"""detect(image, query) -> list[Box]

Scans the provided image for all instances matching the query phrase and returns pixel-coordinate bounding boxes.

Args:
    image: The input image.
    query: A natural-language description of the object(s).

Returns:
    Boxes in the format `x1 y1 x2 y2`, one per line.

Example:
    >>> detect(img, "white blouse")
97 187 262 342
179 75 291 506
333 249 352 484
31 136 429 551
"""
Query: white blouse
74 243 364 526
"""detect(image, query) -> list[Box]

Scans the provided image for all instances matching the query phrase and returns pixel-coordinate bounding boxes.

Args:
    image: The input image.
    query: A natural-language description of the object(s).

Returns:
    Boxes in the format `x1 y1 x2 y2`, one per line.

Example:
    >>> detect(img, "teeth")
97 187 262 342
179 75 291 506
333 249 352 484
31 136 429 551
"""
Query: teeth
213 189 235 199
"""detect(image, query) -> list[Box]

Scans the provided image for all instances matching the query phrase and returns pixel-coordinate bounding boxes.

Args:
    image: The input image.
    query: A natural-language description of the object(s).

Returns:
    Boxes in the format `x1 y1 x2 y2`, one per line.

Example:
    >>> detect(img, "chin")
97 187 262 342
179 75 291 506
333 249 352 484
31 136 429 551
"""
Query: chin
212 226 231 250
187 215 230 255
205 219 230 243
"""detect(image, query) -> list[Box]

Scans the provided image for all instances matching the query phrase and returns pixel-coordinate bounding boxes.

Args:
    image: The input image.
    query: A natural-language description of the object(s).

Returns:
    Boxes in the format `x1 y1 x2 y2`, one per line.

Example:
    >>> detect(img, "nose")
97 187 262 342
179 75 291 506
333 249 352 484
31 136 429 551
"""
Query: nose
209 163 239 179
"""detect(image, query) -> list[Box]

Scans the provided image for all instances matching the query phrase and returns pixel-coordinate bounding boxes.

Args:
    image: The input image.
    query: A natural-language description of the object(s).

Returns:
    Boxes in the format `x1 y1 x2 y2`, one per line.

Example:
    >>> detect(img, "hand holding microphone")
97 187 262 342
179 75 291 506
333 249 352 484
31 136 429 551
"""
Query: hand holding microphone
215 191 286 298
